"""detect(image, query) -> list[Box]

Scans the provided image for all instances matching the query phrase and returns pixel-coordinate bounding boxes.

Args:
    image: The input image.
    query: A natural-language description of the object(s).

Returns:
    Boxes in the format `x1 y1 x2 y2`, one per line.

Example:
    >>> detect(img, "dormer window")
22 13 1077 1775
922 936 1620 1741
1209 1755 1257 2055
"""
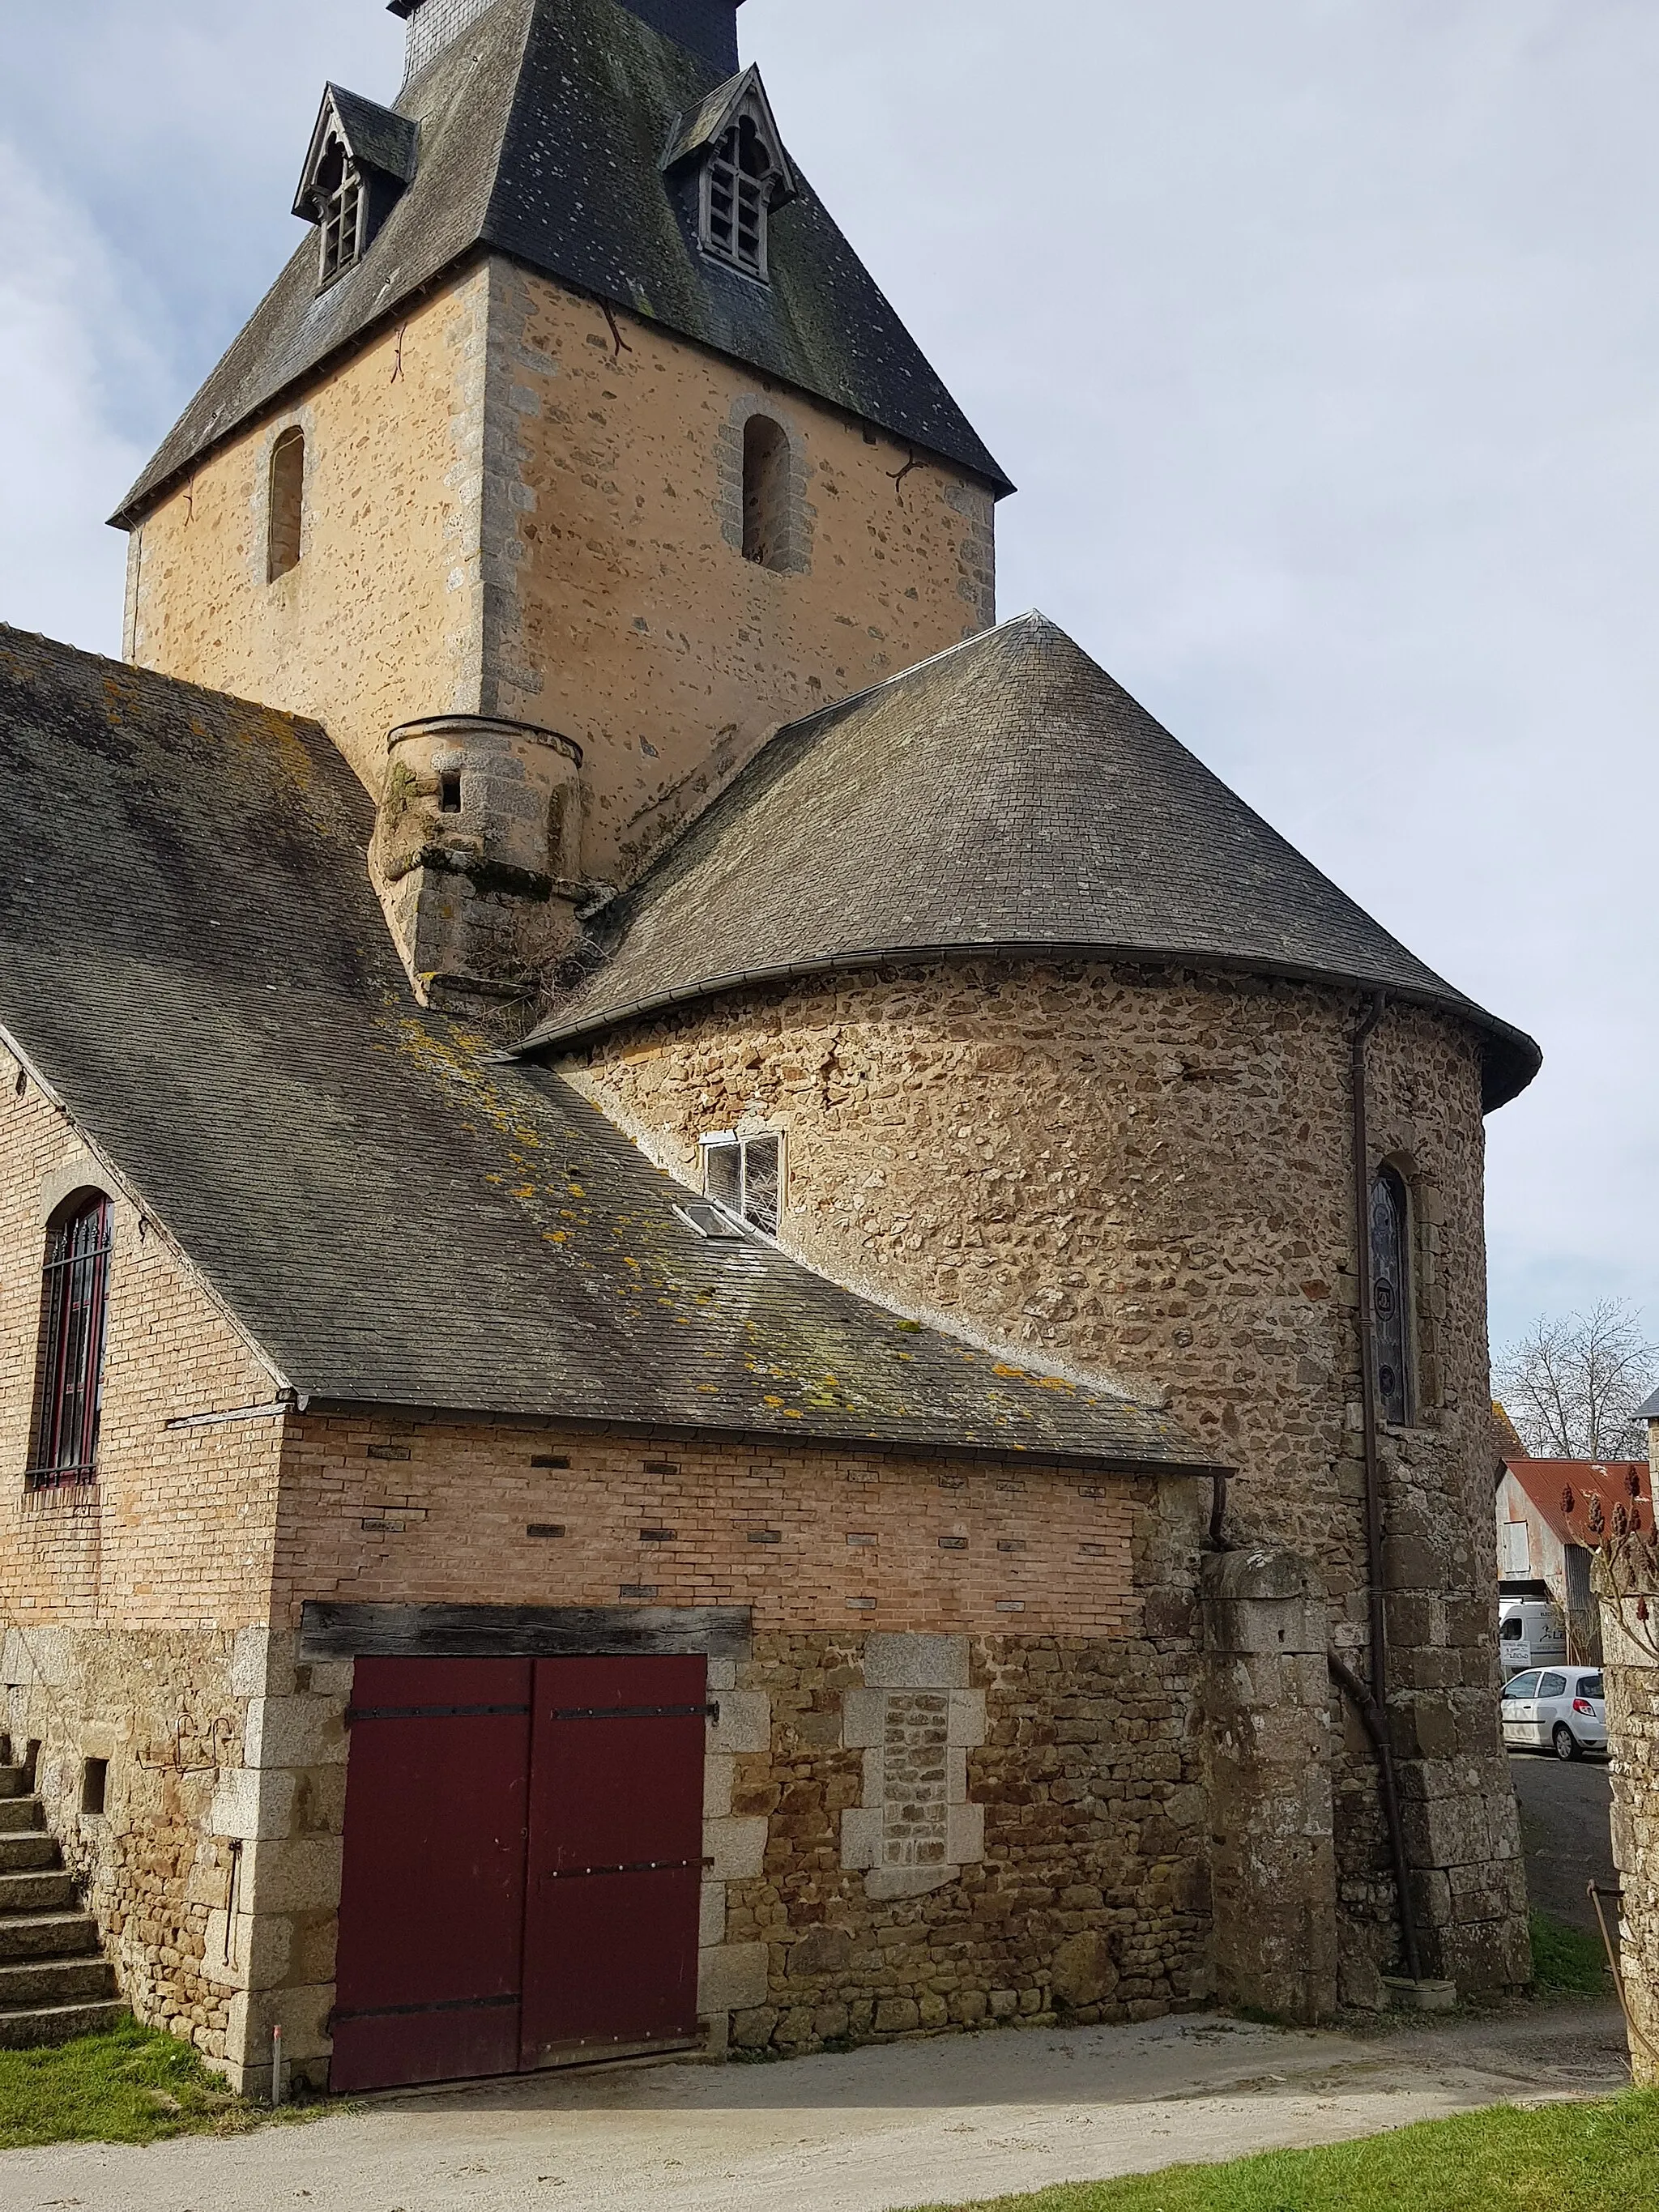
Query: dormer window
293 84 419 296
317 136 365 286
704 117 773 279
663 66 796 289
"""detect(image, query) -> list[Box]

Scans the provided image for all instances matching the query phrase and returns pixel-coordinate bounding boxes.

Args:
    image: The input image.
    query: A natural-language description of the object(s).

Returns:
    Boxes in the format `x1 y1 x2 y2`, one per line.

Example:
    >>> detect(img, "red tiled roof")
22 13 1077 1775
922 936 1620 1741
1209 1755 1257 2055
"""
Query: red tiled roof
1503 1458 1653 1548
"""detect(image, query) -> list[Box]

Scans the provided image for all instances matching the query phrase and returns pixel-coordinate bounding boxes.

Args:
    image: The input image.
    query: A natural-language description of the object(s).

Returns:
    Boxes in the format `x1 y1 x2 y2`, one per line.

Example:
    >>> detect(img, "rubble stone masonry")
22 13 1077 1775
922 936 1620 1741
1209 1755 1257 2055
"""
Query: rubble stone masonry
566 957 1529 1997
125 260 998 893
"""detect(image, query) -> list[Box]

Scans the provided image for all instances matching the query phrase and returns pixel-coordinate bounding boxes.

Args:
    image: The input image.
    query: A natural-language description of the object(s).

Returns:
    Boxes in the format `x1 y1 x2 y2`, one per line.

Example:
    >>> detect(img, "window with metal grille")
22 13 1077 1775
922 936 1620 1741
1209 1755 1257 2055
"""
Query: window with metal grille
267 428 305 582
702 117 772 279
702 1132 782 1236
29 1195 114 1490
1368 1165 1412 1426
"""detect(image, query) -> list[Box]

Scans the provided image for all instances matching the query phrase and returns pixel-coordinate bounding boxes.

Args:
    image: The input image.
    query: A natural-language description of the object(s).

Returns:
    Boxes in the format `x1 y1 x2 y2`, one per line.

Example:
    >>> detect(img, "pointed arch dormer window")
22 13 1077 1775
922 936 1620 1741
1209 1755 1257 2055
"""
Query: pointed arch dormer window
294 84 419 295
663 67 796 287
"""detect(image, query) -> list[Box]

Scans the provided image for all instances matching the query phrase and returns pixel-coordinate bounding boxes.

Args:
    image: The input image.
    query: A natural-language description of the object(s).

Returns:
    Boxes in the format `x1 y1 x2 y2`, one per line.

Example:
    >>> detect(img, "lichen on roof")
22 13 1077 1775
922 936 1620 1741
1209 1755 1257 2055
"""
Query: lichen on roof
0 624 1208 1475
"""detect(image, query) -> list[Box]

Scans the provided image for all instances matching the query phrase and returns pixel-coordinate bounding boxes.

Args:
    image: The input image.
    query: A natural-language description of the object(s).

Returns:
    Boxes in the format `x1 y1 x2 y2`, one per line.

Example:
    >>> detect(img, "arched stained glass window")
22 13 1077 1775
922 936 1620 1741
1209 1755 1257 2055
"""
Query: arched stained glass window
30 1194 115 1489
1369 1166 1411 1426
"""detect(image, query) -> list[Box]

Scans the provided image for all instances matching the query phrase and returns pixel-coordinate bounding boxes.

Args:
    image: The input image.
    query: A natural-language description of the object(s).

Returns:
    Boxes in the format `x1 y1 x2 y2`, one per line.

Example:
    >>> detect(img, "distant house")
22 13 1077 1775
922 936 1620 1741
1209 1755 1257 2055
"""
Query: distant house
1495 1457 1653 1650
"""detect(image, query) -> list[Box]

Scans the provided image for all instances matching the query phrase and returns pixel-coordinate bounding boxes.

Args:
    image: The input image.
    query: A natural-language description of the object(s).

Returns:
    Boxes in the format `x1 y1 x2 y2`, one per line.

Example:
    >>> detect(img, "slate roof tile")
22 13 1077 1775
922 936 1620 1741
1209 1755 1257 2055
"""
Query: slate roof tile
0 625 1206 1473
114 0 1009 526
525 613 1541 1111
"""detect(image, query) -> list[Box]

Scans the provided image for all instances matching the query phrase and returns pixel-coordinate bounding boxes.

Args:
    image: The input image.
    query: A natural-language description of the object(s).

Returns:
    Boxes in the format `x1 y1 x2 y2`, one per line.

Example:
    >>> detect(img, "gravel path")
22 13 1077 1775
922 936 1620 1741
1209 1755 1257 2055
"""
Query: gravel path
0 2001 1631 2212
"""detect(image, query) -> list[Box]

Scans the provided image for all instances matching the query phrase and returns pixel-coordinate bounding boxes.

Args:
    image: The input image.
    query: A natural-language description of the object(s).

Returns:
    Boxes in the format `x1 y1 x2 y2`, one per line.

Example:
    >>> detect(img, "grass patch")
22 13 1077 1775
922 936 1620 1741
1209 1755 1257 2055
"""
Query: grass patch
1531 1907 1614 1997
906 2091 1659 2212
0 2018 263 2150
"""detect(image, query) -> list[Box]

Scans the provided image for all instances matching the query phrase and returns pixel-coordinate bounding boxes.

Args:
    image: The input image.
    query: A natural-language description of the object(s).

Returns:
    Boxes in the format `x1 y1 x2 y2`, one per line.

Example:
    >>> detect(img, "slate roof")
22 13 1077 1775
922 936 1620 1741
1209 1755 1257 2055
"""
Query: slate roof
312 84 420 192
523 614 1542 1111
113 0 1009 526
0 625 1207 1473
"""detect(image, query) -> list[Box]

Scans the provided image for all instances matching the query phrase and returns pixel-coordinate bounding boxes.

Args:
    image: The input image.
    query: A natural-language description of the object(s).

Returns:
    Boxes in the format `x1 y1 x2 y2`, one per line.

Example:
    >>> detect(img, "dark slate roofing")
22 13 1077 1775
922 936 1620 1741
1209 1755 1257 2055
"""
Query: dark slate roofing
0 625 1206 1473
113 0 1009 526
317 84 420 188
523 613 1542 1110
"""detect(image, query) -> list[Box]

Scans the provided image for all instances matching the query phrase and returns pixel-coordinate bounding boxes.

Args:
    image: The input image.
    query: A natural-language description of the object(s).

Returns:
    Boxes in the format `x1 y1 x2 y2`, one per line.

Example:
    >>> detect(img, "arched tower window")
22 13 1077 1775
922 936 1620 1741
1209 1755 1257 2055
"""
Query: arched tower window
268 428 305 582
703 115 776 279
742 416 791 570
1369 1165 1412 1426
29 1193 115 1490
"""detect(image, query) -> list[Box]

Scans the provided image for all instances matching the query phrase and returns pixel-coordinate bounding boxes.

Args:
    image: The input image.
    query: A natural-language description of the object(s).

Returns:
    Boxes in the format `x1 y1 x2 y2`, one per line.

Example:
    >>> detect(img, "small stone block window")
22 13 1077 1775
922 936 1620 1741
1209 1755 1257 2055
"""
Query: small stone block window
703 117 772 279
742 416 791 571
81 1758 109 1818
702 1132 782 1235
28 1194 114 1490
437 773 463 814
267 428 305 582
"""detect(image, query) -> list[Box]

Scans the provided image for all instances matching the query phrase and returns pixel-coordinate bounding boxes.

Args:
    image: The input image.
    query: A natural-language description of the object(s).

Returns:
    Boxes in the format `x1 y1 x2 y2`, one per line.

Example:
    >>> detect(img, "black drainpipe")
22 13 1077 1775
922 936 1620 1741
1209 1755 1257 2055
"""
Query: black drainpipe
1339 989 1426 1985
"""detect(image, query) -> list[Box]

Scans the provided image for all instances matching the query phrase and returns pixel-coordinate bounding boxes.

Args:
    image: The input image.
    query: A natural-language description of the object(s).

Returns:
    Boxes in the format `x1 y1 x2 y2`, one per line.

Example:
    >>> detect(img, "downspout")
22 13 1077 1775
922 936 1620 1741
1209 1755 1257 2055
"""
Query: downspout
1342 989 1426 1985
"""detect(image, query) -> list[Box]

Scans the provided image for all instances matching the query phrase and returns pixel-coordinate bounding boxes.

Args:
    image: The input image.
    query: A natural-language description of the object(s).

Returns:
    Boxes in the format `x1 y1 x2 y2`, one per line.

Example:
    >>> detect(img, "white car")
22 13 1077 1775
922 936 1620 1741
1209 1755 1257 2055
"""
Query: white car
1500 1667 1608 1761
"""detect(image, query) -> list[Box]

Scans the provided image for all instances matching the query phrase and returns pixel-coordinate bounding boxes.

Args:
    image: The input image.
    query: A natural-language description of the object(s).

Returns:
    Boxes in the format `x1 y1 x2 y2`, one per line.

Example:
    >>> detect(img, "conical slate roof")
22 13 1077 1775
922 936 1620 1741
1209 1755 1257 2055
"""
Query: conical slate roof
525 614 1540 1108
113 0 1008 526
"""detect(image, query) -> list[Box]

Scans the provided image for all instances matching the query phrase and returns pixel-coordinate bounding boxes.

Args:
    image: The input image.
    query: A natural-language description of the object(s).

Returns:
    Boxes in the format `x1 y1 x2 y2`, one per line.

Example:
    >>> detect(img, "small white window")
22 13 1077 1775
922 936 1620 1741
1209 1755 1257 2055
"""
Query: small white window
702 1132 782 1236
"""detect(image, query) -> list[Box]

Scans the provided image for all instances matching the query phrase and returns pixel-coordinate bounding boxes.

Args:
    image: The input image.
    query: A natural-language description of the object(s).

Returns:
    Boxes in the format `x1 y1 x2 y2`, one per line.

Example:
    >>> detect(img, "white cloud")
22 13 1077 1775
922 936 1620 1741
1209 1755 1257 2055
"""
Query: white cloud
5 0 1657 1359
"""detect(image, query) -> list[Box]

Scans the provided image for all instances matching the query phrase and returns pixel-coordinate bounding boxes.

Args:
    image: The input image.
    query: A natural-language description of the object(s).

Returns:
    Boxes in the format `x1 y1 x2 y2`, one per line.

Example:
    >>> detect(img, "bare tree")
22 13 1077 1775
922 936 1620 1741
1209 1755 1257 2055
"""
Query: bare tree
1495 1299 1659 1461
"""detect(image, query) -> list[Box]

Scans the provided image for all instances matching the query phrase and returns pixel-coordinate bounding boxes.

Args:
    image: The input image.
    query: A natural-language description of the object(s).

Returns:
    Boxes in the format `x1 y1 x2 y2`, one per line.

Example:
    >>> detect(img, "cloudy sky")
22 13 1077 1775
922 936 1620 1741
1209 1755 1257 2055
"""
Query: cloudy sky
2 0 1654 1357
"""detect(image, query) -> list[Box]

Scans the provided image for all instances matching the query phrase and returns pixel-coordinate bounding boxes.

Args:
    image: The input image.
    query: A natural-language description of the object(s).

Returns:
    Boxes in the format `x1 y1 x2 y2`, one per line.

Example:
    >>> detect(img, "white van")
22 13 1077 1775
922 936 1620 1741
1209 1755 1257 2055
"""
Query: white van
1499 1596 1567 1677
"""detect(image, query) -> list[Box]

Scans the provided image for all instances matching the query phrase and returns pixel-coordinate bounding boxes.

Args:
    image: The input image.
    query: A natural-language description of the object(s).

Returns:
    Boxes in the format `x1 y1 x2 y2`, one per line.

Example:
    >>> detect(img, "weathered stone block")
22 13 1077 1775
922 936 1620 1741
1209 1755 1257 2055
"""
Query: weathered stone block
705 1815 767 1882
709 1692 770 1756
864 1635 969 1691
698 1941 768 2014
243 1698 347 1774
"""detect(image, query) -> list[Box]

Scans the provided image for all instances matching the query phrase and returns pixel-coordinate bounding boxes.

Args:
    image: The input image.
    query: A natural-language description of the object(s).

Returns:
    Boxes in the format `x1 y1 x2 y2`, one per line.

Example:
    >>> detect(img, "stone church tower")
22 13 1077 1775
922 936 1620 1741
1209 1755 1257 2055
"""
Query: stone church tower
0 0 1539 2087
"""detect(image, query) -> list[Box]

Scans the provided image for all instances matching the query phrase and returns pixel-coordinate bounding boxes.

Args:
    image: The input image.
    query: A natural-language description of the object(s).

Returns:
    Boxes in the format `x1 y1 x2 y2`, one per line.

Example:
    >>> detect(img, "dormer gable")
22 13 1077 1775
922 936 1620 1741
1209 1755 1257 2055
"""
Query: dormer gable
663 66 795 283
292 85 420 291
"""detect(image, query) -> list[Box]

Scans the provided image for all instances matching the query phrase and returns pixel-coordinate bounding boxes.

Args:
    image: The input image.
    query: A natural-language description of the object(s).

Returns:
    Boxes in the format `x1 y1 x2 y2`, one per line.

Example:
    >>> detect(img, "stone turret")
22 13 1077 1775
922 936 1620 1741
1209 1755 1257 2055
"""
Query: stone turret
373 713 585 1017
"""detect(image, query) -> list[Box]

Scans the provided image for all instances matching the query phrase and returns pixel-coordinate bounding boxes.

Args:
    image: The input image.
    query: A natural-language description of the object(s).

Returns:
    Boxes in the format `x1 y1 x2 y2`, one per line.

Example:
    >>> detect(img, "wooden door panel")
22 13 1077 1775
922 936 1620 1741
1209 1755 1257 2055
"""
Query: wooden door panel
331 1658 532 2093
520 1656 707 2067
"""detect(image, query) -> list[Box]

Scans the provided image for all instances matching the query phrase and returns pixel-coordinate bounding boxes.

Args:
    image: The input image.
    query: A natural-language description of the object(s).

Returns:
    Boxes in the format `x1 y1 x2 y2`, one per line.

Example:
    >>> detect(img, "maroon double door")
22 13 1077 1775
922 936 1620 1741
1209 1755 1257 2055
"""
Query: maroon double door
331 1655 707 2092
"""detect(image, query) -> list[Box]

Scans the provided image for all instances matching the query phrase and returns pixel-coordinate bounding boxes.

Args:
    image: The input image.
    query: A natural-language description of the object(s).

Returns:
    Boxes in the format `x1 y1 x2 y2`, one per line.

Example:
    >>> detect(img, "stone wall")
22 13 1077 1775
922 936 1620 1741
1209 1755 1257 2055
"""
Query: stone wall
564 957 1528 1995
1605 1646 1659 2084
126 269 484 803
124 258 998 894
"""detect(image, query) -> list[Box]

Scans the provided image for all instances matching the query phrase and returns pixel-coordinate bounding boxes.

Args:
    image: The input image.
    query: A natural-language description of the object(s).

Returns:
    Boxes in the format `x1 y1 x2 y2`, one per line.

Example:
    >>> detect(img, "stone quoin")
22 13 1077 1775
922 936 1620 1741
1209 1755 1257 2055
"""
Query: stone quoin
2 0 1537 2091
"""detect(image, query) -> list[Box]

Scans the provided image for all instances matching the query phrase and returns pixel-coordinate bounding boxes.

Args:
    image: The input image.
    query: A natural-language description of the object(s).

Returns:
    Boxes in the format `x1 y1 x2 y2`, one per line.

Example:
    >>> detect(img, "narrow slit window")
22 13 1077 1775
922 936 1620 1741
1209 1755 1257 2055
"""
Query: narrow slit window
742 416 791 571
29 1194 114 1490
82 1758 109 1817
437 773 463 814
268 428 305 582
1369 1165 1412 1426
702 1133 783 1236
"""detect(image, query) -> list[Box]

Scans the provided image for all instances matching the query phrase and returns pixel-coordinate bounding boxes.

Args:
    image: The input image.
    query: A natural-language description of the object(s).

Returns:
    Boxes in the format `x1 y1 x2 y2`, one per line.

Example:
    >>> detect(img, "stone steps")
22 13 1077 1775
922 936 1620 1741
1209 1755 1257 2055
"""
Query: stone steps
0 1763 129 2049
0 1835 59 1874
0 1999 129 2050
0 1911 103 1964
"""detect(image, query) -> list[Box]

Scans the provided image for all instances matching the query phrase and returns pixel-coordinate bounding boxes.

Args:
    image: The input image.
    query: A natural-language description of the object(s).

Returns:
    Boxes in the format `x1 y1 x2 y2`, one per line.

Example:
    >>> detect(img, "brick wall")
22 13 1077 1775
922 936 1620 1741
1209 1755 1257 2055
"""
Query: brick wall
565 957 1528 1996
0 1042 287 2057
271 1413 1139 1637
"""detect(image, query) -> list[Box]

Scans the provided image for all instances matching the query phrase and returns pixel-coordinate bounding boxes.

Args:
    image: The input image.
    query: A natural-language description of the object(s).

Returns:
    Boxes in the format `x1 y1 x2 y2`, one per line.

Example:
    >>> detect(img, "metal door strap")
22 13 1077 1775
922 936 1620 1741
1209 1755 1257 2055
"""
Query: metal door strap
331 1993 520 2025
553 1704 719 1721
541 1858 700 1878
1589 1882 1659 2069
345 1704 531 1722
